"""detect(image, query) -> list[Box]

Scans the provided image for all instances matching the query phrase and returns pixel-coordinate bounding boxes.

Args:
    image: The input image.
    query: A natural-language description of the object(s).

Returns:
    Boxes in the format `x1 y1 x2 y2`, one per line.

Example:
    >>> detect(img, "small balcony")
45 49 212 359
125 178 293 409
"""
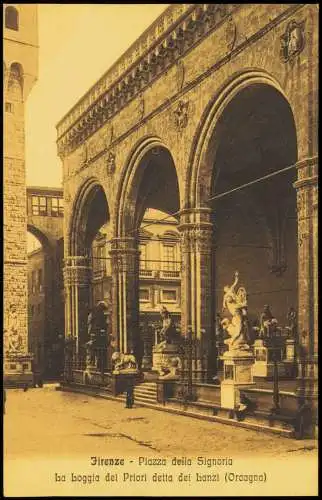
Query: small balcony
159 269 180 279
139 269 154 278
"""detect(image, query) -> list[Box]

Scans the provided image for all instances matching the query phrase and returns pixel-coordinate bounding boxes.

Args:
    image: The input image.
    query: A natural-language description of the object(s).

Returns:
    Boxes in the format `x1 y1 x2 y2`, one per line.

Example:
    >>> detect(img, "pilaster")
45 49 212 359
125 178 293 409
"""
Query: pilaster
109 237 140 357
63 256 91 352
293 155 318 409
178 207 216 381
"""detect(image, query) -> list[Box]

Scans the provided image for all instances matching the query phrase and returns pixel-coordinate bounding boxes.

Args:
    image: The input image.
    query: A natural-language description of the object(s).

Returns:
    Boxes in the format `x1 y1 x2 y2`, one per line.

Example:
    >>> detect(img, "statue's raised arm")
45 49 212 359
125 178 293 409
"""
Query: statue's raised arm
222 271 239 313
232 270 239 292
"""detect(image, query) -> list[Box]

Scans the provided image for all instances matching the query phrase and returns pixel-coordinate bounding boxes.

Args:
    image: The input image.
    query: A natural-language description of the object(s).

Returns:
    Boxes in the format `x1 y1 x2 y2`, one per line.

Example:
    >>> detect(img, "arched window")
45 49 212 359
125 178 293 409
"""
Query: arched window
5 6 19 31
8 62 23 98
10 62 23 80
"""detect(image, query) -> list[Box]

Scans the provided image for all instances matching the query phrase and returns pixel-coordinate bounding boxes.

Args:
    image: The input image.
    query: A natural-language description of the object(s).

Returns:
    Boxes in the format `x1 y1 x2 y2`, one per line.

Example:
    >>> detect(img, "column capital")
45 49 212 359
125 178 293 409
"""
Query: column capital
178 222 213 255
109 237 139 273
110 236 138 253
179 206 212 226
63 256 91 287
293 154 318 189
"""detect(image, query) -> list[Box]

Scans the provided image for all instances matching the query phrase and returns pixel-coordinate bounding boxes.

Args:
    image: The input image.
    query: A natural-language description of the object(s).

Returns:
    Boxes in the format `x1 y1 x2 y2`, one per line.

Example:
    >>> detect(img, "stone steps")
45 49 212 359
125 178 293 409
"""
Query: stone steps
133 382 157 404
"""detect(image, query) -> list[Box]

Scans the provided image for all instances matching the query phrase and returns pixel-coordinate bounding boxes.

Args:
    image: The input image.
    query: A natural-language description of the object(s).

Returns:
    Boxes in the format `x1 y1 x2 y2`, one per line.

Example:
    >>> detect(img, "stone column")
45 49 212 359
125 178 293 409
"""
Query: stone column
110 237 140 357
63 256 91 353
293 156 318 408
178 208 216 382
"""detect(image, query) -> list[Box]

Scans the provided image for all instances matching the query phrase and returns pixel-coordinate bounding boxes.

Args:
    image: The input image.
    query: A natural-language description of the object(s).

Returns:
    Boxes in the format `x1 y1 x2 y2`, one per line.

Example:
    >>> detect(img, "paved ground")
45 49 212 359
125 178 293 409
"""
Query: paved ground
4 384 317 459
4 385 318 497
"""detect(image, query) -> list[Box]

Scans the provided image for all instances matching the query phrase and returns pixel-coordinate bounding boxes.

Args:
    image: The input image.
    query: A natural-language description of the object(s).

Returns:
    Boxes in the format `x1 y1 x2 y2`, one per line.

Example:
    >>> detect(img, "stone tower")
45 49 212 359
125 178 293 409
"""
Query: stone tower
3 4 38 384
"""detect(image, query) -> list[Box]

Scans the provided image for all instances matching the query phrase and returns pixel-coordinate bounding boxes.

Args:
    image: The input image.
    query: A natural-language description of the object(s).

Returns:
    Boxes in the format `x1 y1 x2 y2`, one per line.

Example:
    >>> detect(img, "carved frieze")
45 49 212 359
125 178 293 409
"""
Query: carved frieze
280 19 305 63
56 4 238 153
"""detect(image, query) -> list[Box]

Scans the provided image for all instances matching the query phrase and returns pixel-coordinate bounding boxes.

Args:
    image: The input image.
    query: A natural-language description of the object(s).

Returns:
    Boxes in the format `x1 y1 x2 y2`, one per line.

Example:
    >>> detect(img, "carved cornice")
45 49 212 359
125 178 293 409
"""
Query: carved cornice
178 222 213 254
56 4 239 156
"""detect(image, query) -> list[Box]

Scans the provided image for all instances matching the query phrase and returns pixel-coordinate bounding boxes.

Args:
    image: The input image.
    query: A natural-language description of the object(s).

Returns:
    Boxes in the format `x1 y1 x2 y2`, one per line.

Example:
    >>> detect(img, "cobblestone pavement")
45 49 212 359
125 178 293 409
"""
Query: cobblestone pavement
4 385 317 460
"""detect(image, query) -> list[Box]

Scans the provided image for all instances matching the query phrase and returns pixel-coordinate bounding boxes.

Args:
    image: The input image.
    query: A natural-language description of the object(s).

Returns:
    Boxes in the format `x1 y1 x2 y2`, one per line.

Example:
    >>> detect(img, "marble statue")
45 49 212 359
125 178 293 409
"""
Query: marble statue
87 311 93 337
154 307 179 352
221 271 250 353
259 304 278 338
85 334 96 369
286 307 297 339
215 313 224 340
159 356 181 380
111 351 138 374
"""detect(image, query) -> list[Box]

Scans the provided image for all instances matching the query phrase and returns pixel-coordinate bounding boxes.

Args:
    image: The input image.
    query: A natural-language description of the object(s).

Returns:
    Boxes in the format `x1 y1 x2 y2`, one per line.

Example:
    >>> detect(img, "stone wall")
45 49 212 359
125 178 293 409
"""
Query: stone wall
4 80 28 353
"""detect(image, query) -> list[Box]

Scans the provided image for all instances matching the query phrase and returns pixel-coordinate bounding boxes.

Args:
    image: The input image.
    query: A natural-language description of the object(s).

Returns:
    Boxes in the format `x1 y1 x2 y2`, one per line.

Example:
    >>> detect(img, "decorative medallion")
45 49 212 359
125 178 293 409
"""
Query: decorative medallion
280 19 305 63
176 60 185 92
173 99 190 130
106 150 116 175
225 16 237 52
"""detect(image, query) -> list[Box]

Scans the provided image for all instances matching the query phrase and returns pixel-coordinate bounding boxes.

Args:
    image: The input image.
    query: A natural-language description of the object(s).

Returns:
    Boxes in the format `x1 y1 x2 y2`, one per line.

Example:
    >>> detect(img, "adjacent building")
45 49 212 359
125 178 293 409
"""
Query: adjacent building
26 186 65 378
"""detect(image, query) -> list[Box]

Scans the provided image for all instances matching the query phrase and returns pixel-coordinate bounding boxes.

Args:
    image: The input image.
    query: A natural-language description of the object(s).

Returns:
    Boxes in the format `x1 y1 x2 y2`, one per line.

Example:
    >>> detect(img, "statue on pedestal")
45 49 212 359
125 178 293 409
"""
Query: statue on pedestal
286 307 297 339
87 310 94 337
259 305 278 339
154 307 179 352
111 352 138 374
221 271 250 354
85 334 96 369
159 356 181 380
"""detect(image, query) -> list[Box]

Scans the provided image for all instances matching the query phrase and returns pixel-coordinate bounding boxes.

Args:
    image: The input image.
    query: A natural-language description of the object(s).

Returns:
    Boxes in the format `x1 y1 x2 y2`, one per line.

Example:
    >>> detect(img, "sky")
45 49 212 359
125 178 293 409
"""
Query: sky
25 4 168 188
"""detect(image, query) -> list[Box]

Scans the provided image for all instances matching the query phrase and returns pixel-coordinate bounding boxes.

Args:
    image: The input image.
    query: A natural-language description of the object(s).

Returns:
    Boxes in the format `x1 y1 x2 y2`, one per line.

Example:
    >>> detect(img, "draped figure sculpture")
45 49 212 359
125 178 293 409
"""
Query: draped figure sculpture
154 306 179 352
221 271 250 354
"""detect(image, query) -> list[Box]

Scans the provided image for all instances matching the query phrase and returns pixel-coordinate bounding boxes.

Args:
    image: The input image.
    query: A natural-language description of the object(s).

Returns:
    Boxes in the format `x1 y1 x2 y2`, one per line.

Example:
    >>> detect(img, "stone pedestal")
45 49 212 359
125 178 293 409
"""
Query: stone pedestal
283 338 297 377
220 351 255 410
252 338 286 379
4 353 34 387
152 344 179 374
110 370 140 396
284 338 296 361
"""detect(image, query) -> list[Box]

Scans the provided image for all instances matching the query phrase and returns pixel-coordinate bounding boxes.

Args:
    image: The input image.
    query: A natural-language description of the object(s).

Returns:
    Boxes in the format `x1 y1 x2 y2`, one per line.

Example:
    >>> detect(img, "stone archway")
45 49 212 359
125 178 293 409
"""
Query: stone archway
27 225 62 377
112 137 181 360
183 71 299 381
65 178 110 353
